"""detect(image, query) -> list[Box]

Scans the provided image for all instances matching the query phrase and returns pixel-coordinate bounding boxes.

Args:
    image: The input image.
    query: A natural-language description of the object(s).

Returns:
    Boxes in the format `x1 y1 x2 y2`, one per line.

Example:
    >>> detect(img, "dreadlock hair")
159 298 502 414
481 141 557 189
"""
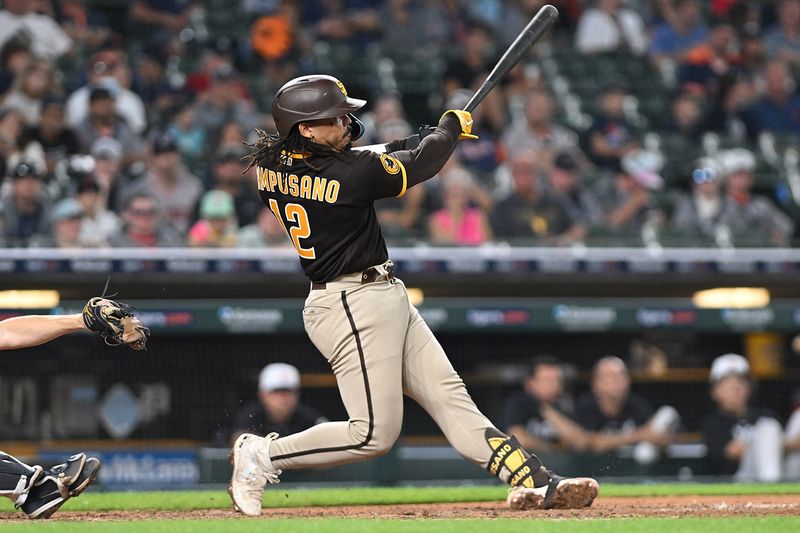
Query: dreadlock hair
243 125 341 173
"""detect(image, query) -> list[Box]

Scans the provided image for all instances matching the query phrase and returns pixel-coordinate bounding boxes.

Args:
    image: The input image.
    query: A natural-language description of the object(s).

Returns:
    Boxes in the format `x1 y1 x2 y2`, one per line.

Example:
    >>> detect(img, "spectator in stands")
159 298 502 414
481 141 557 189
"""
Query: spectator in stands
648 0 709 69
131 50 179 117
76 178 119 248
216 120 247 151
379 0 454 56
785 388 800 480
0 161 50 248
375 185 426 241
739 28 767 77
188 190 238 248
545 151 603 241
19 96 80 176
232 363 327 444
443 22 496 96
45 198 84 248
501 89 580 173
207 147 262 226
671 158 726 242
749 59 800 135
124 133 202 235
702 353 783 481
305 1 380 51
0 0 72 61
185 43 250 99
194 64 259 149
0 37 33 99
428 170 492 246
0 106 47 178
237 206 292 248
765 0 800 68
57 0 113 53
491 149 578 244
669 93 704 142
165 102 206 165
678 20 739 96
109 191 182 247
703 77 758 142
575 0 648 56
586 82 640 172
360 94 411 146
130 0 195 50
89 137 126 212
576 356 677 457
446 88 504 183
66 49 147 134
716 148 794 246
76 87 144 167
2 59 54 125
504 355 589 452
594 149 663 235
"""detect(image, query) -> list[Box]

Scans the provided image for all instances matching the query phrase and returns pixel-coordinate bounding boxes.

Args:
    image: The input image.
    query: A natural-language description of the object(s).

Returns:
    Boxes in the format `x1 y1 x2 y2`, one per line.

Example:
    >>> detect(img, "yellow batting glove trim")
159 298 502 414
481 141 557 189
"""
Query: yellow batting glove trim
442 110 479 140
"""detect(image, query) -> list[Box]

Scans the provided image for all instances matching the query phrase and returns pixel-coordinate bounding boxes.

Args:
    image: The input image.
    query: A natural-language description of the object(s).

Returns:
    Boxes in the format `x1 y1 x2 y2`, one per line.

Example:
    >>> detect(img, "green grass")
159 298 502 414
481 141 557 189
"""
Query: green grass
0 518 798 532
0 484 798 531
1 483 796 513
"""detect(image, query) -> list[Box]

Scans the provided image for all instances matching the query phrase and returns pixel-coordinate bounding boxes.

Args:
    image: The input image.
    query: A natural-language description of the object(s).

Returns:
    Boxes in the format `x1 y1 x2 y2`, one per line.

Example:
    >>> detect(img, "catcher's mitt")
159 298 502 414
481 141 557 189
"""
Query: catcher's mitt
82 297 150 350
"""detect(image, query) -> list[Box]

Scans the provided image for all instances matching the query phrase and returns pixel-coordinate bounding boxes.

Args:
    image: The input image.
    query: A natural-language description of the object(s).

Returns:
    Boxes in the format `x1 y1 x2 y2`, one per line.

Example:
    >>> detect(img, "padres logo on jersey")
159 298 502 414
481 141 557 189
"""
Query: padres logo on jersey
380 154 401 175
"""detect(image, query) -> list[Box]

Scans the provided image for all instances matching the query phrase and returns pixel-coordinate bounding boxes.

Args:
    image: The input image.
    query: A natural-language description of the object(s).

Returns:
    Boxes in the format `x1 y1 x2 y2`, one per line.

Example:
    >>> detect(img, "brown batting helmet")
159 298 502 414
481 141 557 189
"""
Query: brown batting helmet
271 74 366 140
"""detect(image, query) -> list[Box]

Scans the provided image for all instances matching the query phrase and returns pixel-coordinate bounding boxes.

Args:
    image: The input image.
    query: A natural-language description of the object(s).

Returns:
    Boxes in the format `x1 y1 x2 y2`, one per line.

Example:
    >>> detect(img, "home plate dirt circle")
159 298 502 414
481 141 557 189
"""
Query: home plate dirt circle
1 494 798 521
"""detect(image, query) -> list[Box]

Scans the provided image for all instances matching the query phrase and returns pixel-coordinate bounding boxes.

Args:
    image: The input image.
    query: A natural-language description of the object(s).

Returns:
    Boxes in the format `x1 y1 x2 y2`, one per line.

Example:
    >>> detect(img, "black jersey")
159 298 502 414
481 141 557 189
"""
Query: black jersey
256 115 461 282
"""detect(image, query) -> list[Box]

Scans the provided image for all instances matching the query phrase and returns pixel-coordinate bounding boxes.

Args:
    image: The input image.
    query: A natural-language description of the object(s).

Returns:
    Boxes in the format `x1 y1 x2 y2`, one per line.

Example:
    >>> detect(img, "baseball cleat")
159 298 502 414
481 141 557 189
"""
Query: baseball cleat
229 433 281 517
507 471 599 510
21 456 101 519
42 453 86 492
66 457 101 498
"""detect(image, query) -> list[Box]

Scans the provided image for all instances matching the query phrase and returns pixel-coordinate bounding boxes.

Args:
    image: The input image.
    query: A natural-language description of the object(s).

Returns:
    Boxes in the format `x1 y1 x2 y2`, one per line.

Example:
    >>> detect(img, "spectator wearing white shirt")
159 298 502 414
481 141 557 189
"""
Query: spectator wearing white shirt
76 178 120 248
0 0 71 61
66 49 147 134
575 0 648 56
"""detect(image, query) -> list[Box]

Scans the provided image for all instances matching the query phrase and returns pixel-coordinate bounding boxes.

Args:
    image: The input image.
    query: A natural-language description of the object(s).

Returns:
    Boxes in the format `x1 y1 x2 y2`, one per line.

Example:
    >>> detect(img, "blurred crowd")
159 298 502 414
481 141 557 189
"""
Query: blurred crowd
503 353 800 481
1 0 800 248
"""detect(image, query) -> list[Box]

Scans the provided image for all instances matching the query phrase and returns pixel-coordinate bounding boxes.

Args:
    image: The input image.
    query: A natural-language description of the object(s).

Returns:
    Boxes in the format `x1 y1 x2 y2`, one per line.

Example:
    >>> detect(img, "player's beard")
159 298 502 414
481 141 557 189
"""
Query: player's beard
340 129 353 151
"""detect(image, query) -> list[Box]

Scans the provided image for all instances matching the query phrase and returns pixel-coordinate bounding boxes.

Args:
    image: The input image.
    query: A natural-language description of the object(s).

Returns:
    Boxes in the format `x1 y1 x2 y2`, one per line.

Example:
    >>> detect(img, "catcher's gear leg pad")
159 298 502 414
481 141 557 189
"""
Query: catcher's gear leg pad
21 455 101 519
229 432 282 516
0 452 42 506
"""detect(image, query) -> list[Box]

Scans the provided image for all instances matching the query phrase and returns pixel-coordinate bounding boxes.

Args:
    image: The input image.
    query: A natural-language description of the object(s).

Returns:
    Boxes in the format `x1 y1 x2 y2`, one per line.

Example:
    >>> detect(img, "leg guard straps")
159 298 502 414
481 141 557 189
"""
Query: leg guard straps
0 453 42 506
485 430 553 489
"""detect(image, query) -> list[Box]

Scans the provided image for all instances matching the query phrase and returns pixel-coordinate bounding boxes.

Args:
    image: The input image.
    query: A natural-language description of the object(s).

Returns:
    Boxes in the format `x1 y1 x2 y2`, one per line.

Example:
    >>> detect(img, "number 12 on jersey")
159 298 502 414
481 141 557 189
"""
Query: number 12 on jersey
268 199 316 259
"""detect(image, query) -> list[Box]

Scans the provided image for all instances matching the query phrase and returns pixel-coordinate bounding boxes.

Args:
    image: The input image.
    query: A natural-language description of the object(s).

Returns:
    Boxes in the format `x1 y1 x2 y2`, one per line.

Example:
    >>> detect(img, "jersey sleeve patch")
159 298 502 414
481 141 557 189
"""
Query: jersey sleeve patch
380 154 407 197
380 153 401 174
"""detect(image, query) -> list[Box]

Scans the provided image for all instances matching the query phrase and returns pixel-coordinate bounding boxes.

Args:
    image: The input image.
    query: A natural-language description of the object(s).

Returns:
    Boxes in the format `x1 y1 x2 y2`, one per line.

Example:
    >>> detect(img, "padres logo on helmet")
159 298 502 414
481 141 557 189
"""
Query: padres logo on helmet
380 154 401 175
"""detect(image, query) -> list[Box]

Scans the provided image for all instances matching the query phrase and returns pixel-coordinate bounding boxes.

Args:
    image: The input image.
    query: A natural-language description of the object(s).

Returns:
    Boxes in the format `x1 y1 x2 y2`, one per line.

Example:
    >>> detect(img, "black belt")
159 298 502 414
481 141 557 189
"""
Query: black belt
312 261 395 290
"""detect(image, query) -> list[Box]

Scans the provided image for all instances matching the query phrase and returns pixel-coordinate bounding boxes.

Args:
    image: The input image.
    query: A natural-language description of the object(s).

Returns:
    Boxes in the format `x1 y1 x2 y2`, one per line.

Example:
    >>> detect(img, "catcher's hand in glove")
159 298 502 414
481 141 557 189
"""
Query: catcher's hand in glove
82 297 150 350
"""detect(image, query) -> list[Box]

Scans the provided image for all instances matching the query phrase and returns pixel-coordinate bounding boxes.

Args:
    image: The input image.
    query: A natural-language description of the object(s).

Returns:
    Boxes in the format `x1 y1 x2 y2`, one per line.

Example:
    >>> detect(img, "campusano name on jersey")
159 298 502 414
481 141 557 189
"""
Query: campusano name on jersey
256 167 340 204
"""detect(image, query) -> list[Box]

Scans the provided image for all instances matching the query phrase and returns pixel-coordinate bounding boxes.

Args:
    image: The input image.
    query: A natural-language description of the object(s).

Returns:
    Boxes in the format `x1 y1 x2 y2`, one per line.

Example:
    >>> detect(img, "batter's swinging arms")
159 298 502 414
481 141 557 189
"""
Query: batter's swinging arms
229 75 598 515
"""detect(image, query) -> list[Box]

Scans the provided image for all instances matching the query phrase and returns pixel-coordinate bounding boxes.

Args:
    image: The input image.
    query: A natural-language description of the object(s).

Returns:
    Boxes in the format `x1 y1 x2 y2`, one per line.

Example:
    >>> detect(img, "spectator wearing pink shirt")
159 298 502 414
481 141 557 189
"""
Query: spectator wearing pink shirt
428 171 492 246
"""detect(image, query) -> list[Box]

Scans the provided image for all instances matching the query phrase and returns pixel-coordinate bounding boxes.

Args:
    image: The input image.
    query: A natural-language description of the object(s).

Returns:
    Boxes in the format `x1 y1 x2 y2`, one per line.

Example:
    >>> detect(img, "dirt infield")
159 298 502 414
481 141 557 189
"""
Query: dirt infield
1 494 799 521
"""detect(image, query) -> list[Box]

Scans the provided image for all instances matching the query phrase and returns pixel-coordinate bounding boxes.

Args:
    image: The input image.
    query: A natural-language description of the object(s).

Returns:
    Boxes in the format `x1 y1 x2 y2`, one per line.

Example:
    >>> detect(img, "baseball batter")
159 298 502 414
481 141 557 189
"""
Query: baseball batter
229 75 598 516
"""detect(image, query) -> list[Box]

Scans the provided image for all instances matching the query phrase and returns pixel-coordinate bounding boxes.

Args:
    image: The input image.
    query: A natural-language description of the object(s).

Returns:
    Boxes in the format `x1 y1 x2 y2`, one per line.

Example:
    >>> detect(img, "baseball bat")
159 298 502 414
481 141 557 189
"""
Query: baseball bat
353 5 557 154
462 4 559 113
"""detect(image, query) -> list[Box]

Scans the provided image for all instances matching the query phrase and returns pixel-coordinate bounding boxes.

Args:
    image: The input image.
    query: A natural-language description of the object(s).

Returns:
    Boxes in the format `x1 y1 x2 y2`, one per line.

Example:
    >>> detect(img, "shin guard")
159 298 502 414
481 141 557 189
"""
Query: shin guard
485 429 551 489
0 452 42 506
